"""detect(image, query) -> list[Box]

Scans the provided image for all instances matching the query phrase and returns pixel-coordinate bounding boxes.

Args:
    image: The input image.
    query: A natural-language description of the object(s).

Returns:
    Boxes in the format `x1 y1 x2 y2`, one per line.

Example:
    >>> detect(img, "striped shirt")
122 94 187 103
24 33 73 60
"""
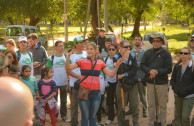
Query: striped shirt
76 57 106 90
38 79 57 99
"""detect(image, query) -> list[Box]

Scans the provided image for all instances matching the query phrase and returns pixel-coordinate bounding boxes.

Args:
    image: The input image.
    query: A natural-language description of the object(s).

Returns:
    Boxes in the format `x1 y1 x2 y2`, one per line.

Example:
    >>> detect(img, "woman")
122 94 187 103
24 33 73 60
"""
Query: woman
0 55 9 76
4 50 19 67
6 39 17 51
104 44 118 125
170 47 194 126
65 42 123 126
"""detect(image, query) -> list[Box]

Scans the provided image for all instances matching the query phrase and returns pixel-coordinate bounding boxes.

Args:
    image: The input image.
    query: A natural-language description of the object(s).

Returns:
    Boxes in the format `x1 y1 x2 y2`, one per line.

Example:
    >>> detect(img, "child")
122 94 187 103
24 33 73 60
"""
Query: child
37 67 58 126
21 65 40 119
21 65 40 98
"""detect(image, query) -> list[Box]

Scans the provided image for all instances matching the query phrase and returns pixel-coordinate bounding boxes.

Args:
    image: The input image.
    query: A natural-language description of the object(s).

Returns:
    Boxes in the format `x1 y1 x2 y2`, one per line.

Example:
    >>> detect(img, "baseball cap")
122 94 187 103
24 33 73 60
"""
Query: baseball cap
191 34 194 38
73 36 84 44
0 45 7 51
149 34 164 44
19 36 28 42
0 55 9 71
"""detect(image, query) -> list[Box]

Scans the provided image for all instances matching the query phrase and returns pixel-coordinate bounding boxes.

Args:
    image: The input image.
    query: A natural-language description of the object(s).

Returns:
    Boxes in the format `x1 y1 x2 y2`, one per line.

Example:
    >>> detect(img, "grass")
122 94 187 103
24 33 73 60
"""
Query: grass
123 24 194 54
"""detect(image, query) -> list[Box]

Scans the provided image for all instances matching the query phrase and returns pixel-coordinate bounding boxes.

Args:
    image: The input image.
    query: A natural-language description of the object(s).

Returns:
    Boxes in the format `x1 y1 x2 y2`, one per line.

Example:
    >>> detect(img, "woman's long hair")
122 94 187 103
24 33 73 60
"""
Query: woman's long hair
4 50 19 66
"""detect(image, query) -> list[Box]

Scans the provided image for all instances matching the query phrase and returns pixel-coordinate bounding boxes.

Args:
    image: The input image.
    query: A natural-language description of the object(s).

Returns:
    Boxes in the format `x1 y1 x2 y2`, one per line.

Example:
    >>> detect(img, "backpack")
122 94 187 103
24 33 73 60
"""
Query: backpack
16 50 32 61
51 54 67 65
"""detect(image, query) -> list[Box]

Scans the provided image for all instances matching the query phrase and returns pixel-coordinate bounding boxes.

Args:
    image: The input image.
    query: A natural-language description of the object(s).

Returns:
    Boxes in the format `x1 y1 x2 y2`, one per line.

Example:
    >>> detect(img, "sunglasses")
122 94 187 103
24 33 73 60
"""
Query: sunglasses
190 39 194 42
8 55 13 59
152 40 161 43
122 46 131 49
180 52 190 55
108 48 116 51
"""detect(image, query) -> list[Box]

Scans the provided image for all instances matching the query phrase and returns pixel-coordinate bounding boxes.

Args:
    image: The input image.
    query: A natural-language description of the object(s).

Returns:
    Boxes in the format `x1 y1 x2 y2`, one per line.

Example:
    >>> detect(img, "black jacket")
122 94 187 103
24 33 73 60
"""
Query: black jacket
140 47 172 84
170 62 194 97
113 53 138 86
95 35 106 53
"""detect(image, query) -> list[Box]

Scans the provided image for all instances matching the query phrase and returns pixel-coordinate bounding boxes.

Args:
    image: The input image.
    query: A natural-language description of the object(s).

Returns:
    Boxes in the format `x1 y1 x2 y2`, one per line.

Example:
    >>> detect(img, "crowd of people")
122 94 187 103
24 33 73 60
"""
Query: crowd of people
0 29 194 126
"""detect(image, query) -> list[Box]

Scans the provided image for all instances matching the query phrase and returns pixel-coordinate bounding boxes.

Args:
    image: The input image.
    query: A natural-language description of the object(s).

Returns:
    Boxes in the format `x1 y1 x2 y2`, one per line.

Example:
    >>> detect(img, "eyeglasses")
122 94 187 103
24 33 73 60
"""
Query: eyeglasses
123 46 130 49
108 48 116 51
180 52 190 55
7 55 13 59
152 40 161 43
190 39 194 42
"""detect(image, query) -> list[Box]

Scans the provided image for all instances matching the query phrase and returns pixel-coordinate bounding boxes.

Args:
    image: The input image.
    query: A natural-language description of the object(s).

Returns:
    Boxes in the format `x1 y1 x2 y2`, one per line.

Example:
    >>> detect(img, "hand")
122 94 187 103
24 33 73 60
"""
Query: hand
34 64 40 68
36 96 42 101
116 58 123 67
44 99 48 103
123 50 130 60
149 69 158 79
33 61 39 66
68 49 75 57
118 74 125 79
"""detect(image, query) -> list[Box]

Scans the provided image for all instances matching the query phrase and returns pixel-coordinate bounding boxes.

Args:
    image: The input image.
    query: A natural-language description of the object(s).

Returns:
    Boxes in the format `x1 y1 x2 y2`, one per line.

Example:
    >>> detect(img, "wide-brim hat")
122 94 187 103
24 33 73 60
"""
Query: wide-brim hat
149 34 164 44
73 36 84 44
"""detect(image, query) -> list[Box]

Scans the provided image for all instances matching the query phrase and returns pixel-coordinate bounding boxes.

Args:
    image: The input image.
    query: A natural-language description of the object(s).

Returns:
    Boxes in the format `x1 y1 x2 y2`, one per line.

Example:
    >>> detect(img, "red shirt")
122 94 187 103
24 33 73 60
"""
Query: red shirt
76 58 106 90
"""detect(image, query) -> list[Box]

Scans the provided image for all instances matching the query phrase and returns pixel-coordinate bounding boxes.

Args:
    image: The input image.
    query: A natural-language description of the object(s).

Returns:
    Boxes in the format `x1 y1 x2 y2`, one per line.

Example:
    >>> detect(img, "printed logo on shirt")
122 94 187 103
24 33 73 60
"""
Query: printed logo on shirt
22 58 31 64
129 60 132 65
55 59 65 65
106 61 113 68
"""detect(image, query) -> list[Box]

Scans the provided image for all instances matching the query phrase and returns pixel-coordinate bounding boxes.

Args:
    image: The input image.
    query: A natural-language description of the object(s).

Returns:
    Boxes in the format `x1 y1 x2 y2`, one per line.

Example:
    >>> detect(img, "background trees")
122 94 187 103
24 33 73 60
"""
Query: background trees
0 0 193 38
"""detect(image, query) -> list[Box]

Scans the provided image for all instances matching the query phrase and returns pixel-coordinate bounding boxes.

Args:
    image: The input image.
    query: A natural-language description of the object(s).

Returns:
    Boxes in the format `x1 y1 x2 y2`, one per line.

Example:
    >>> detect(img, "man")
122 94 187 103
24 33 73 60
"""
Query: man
113 40 139 126
131 35 147 117
96 28 107 53
46 40 70 122
101 38 112 60
27 33 48 80
17 36 33 75
67 36 87 126
140 34 172 126
0 77 34 126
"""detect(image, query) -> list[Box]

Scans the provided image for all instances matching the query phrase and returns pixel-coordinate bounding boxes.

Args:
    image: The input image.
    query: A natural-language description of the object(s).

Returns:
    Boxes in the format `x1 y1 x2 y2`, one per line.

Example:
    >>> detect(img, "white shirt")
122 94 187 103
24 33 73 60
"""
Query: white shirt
49 54 67 86
18 52 33 75
104 57 117 83
69 51 87 87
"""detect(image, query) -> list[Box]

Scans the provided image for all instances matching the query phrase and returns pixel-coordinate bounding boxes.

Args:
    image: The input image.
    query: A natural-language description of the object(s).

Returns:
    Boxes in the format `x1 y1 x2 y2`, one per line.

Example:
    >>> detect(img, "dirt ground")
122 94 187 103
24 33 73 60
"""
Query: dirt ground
42 87 194 126
40 50 194 126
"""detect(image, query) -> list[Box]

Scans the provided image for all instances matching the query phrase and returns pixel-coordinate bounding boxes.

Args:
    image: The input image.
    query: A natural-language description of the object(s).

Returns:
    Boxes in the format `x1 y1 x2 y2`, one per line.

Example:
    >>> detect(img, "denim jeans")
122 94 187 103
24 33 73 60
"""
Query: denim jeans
78 90 101 126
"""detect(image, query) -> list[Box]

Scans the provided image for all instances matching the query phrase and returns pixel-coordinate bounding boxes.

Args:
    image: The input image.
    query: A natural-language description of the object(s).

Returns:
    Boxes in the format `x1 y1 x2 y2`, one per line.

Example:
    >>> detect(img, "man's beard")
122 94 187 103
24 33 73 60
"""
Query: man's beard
135 43 140 47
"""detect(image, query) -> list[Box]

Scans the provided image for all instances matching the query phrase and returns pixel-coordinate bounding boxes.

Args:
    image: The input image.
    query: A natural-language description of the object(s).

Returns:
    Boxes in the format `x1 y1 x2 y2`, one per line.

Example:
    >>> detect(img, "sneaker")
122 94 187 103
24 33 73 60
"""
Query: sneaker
97 121 105 126
105 120 112 125
62 117 71 123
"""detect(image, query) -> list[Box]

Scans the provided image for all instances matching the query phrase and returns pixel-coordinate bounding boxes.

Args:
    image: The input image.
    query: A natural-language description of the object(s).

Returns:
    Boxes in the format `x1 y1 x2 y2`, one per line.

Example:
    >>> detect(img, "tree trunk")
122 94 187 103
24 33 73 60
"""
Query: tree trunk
7 17 14 25
131 10 144 37
29 15 41 26
90 0 101 36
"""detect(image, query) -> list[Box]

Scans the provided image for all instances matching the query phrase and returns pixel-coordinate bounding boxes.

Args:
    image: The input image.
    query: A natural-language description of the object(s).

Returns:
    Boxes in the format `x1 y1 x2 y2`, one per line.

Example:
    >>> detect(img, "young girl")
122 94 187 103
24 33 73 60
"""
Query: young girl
37 67 58 126
21 65 40 98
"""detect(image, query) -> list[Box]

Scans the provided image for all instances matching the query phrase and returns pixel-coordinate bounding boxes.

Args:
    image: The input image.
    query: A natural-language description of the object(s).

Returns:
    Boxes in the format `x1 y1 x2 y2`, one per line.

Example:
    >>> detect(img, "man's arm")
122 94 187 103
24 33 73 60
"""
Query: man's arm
66 70 81 79
39 47 48 67
140 51 151 74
